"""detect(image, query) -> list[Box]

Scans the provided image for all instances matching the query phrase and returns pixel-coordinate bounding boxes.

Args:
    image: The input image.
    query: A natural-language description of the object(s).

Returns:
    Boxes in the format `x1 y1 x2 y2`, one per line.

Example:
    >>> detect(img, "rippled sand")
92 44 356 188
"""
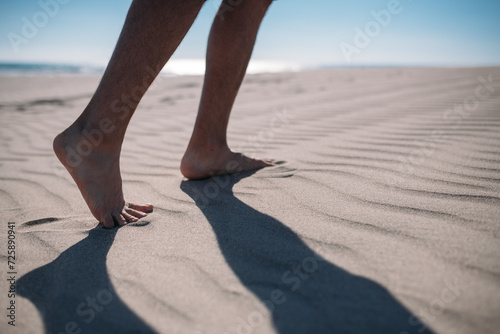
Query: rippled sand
0 68 499 334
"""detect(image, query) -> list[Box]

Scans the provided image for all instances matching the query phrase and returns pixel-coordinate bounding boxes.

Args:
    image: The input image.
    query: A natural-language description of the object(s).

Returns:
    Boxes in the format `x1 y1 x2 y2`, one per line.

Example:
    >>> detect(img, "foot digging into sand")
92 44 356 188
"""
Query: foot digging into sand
53 125 153 228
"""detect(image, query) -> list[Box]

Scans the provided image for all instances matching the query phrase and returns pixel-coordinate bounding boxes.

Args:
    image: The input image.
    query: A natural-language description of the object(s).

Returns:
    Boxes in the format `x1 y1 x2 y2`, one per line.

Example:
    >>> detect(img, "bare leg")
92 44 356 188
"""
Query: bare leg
53 0 205 228
181 0 275 180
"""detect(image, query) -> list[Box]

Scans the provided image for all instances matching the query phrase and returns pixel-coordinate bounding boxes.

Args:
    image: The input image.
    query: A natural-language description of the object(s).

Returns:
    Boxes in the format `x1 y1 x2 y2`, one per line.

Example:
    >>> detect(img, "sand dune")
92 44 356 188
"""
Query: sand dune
0 67 499 334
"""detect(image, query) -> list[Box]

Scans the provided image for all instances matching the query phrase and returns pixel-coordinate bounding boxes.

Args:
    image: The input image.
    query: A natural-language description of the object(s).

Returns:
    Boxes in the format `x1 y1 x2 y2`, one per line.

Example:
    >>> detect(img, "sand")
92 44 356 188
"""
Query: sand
0 67 499 334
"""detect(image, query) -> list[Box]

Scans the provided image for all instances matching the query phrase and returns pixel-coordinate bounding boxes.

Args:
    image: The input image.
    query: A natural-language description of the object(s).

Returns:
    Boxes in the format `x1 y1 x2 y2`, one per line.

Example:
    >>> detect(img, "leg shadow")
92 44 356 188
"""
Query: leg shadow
181 172 433 334
17 224 154 333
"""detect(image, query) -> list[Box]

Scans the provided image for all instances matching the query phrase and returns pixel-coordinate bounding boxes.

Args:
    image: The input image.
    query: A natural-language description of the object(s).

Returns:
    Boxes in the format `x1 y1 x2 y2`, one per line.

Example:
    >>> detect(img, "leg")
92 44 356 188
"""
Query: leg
53 0 205 228
181 0 275 180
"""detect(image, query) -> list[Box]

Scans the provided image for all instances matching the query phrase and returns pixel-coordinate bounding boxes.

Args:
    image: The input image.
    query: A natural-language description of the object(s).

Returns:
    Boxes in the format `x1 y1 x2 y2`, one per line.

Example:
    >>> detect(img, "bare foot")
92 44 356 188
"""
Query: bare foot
53 126 153 228
180 144 274 180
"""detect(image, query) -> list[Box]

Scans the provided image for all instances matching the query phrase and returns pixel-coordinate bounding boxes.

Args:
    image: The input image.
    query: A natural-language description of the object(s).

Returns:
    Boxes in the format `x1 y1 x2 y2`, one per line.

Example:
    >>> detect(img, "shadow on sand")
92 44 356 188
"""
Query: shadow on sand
16 171 433 334
17 224 154 333
181 171 434 334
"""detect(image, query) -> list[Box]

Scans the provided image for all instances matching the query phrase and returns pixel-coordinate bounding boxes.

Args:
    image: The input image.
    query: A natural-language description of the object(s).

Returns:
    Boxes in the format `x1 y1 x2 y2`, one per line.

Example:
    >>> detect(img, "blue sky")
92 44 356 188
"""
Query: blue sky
0 0 499 68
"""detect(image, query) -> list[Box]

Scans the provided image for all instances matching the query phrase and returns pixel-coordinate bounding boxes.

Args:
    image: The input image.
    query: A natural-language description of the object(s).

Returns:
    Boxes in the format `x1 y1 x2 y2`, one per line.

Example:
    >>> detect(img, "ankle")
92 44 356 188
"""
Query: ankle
70 118 123 152
186 138 229 155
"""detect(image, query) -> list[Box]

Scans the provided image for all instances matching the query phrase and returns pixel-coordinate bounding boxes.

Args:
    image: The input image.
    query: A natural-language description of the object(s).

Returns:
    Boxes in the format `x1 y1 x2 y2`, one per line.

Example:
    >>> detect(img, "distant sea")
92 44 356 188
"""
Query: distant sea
0 61 484 77
0 63 104 76
0 60 303 77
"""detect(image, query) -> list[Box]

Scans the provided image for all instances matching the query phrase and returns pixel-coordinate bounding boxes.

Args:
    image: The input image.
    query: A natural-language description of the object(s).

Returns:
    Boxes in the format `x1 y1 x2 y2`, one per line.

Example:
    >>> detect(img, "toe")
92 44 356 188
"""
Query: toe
113 213 127 226
256 159 272 167
122 211 138 223
129 203 154 213
102 215 115 229
262 158 277 166
125 207 147 219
